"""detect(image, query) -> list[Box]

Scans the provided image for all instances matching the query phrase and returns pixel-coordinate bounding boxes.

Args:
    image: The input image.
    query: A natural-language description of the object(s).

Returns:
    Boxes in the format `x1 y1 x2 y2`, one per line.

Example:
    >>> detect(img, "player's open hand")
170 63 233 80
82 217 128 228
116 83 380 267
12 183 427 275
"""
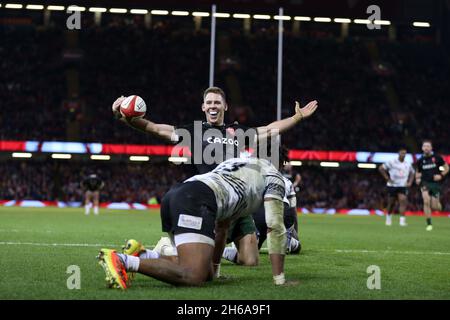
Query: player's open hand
294 100 318 120
112 96 126 119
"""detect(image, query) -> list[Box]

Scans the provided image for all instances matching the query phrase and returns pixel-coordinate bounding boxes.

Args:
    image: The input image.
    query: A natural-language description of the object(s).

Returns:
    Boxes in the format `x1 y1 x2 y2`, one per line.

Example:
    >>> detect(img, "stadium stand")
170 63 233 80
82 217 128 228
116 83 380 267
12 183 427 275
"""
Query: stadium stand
1 160 449 211
0 14 449 212
1 17 449 152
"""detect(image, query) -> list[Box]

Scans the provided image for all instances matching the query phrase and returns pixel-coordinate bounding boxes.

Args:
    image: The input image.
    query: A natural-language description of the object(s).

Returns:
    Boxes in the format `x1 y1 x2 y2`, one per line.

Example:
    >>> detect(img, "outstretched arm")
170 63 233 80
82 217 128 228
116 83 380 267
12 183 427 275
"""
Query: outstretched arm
112 96 176 142
257 100 318 138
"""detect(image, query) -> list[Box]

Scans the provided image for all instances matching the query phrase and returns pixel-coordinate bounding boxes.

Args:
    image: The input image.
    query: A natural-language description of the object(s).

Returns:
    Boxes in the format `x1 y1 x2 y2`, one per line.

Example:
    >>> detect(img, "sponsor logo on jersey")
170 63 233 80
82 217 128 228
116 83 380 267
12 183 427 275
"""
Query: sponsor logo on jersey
422 163 437 169
172 120 280 167
177 214 203 230
206 136 239 146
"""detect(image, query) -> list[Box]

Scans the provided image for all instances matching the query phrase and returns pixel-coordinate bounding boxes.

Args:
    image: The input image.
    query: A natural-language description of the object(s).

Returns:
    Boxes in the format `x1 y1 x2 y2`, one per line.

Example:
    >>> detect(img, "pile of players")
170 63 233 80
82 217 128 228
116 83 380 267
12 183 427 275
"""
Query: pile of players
96 87 318 288
94 86 448 289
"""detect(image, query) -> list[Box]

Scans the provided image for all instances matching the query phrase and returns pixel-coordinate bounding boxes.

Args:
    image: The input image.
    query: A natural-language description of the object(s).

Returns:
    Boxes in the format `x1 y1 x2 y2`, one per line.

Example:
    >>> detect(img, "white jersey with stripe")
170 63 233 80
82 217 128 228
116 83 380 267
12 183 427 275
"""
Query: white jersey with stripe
382 158 414 187
282 176 296 207
185 157 285 221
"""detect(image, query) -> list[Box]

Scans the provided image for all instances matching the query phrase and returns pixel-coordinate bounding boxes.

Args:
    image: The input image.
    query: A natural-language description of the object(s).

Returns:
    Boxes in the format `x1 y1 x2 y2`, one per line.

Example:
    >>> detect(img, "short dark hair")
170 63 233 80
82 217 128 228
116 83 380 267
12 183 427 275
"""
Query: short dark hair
280 145 289 165
398 146 407 152
203 87 226 103
422 139 433 146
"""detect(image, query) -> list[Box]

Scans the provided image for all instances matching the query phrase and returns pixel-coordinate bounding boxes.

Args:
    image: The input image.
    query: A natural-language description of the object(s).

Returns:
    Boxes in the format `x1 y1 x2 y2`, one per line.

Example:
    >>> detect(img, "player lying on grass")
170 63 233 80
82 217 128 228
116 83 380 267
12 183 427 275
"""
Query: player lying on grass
125 173 300 269
97 157 291 288
222 174 301 265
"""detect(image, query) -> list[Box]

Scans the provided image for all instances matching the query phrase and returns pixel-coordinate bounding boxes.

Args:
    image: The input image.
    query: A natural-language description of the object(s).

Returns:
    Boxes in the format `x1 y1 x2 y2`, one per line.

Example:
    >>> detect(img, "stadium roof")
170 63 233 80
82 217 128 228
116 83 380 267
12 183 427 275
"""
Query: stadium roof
1 0 444 22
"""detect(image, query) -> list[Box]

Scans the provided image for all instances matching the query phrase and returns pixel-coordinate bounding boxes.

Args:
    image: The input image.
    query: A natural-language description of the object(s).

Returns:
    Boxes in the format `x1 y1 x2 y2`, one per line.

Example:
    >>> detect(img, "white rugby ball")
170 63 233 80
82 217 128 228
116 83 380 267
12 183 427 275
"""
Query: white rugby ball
120 95 146 119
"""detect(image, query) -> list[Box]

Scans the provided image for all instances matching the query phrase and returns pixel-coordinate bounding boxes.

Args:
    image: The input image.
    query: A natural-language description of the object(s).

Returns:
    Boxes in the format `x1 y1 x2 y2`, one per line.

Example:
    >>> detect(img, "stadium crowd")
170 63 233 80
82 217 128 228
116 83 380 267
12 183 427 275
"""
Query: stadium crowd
1 17 449 153
1 161 449 212
1 16 449 212
299 167 450 212
0 161 187 204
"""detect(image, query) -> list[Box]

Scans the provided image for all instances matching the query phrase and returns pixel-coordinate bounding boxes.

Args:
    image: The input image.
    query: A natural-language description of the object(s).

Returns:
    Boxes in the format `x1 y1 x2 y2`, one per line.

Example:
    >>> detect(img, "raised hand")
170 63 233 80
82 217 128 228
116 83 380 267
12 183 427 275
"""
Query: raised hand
294 100 318 120
112 95 126 119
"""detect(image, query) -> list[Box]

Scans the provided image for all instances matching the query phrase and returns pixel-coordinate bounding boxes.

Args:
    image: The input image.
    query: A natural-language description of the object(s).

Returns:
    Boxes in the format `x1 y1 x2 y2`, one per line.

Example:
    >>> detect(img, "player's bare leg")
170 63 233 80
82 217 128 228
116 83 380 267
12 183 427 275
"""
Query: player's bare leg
136 243 214 286
397 193 407 226
124 238 179 262
385 195 396 226
93 191 100 215
421 188 433 231
84 191 93 215
235 233 259 266
430 196 442 212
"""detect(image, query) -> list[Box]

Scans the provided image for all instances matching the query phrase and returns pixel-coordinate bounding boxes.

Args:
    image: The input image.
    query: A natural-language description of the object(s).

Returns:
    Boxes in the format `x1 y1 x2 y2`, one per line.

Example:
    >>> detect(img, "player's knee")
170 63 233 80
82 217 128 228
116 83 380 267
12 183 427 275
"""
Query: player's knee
238 254 259 266
180 269 208 286
431 200 441 211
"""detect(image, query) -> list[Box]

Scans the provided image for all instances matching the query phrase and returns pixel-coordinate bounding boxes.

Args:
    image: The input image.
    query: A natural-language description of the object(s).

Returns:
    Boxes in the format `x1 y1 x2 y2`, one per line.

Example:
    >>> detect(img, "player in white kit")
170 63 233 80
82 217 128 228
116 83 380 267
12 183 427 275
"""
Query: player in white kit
378 147 415 226
222 175 300 266
97 157 290 288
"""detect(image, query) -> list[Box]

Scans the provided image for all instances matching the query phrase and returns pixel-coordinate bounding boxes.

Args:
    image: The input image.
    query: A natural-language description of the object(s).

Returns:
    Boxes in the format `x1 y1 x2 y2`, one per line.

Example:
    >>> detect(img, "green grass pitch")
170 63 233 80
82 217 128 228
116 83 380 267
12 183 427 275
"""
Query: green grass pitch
1 207 449 300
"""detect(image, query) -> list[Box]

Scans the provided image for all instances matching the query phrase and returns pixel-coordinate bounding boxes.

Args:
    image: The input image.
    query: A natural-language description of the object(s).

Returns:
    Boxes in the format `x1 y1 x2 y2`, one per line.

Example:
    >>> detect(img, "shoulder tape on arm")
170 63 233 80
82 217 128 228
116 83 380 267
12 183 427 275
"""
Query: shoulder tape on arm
264 199 287 255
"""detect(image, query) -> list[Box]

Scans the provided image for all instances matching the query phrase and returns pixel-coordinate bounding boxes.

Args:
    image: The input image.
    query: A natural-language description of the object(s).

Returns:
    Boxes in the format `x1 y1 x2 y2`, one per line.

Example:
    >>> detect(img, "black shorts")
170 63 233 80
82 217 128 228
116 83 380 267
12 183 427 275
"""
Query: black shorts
420 181 441 197
387 186 408 196
161 181 217 246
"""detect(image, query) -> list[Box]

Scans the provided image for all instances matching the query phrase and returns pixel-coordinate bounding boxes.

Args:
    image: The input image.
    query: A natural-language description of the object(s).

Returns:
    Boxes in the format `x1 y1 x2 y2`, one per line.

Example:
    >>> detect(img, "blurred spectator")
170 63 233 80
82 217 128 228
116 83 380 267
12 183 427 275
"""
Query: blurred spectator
0 161 187 204
1 161 449 212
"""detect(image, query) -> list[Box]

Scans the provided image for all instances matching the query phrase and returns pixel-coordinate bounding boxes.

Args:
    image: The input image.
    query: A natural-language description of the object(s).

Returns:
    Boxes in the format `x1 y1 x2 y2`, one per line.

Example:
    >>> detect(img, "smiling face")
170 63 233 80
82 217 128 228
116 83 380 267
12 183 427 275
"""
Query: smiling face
202 92 227 126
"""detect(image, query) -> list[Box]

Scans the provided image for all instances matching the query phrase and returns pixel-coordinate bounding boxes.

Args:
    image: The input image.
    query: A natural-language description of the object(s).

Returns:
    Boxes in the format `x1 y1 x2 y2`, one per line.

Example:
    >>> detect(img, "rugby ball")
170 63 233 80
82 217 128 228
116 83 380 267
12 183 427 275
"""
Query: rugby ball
120 95 146 119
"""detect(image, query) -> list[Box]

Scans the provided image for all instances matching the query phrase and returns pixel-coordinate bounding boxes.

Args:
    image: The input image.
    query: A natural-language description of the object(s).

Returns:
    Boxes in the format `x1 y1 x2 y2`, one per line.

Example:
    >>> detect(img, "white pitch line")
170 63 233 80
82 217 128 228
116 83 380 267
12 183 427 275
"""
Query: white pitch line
0 241 119 248
1 242 449 256
329 249 450 256
260 247 450 256
0 229 55 233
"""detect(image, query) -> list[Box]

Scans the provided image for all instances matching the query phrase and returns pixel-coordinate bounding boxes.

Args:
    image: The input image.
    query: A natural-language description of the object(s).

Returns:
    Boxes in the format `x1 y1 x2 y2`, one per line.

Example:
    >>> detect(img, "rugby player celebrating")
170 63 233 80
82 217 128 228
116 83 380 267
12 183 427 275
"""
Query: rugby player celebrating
111 87 318 264
112 87 317 165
